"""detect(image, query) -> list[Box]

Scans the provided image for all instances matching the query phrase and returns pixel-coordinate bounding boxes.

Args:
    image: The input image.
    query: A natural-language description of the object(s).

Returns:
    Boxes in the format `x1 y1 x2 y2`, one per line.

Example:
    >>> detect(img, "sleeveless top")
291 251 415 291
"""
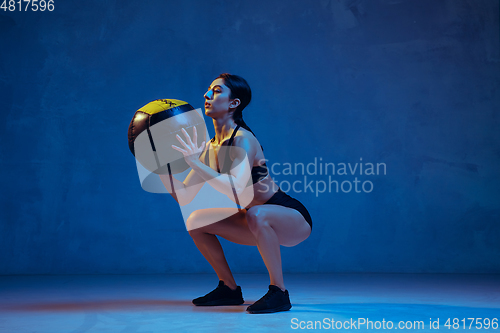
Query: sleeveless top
203 125 269 183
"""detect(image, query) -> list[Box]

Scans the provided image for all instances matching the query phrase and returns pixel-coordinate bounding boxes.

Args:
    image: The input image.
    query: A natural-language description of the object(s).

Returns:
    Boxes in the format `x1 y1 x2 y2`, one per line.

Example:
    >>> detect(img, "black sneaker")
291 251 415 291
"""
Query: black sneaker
192 280 244 306
246 285 292 314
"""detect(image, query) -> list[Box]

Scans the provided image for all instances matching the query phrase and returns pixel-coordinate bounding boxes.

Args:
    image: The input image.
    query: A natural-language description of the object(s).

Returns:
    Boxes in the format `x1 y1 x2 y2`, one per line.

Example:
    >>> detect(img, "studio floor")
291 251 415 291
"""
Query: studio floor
0 273 498 332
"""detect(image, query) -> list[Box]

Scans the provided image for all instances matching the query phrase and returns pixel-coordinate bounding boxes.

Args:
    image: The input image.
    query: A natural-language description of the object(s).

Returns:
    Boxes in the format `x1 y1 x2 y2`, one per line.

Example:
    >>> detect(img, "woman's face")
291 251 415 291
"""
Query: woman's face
204 78 237 117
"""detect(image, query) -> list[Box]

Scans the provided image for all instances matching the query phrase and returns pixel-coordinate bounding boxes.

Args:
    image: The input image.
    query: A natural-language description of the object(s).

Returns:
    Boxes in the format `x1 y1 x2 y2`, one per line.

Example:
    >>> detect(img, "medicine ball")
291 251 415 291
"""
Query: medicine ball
128 99 206 175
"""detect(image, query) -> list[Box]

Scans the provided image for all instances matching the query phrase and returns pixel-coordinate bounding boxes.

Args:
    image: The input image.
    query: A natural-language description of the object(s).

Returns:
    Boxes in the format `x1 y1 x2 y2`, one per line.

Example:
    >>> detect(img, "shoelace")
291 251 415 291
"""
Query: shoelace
258 288 278 304
203 284 224 297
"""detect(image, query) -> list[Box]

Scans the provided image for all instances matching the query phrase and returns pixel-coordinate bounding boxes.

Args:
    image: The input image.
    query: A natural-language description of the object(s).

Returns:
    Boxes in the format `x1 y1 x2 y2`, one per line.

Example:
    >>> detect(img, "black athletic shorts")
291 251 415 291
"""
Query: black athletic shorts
247 188 312 230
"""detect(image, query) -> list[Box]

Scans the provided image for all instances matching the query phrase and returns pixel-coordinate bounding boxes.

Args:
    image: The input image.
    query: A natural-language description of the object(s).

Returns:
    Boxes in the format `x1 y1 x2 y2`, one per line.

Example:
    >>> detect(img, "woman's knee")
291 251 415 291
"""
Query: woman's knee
186 211 205 235
246 206 271 234
186 210 224 236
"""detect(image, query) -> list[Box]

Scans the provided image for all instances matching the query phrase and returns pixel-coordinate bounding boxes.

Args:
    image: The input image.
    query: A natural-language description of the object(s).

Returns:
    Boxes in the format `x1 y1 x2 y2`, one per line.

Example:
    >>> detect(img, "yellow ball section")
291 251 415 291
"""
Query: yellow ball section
137 99 189 115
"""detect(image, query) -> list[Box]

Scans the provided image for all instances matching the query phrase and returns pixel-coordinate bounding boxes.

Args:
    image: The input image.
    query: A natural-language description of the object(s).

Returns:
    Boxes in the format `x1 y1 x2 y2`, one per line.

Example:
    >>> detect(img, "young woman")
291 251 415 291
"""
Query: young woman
162 73 312 314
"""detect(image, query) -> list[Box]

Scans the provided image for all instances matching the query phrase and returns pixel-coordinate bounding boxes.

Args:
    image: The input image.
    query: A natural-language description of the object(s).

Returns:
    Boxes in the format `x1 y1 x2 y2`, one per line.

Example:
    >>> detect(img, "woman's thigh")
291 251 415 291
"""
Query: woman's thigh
246 205 312 247
187 208 257 246
188 205 311 248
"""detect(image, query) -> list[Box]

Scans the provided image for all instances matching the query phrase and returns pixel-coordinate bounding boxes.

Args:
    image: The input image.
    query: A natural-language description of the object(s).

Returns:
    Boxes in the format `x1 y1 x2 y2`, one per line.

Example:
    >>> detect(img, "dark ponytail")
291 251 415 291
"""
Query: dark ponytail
216 73 263 150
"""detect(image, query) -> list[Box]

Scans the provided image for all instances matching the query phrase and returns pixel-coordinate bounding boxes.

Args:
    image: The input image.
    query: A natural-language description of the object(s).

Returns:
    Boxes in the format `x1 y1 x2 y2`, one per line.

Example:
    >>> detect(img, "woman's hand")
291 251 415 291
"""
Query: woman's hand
171 127 206 168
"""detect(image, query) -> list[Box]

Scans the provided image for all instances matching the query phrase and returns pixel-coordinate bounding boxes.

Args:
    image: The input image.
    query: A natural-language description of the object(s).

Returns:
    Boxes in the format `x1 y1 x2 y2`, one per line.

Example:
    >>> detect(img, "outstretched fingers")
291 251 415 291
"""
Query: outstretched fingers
172 127 206 157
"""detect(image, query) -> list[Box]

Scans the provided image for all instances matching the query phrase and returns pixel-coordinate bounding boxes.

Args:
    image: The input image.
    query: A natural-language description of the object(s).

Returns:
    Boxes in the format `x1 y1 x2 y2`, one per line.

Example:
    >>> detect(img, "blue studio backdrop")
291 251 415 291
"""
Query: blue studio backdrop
0 0 499 274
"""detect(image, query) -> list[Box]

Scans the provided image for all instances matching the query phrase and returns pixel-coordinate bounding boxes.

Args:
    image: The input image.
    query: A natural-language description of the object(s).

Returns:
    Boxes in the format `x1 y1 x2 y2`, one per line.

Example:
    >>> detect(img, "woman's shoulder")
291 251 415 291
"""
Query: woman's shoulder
233 127 258 146
232 127 265 159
